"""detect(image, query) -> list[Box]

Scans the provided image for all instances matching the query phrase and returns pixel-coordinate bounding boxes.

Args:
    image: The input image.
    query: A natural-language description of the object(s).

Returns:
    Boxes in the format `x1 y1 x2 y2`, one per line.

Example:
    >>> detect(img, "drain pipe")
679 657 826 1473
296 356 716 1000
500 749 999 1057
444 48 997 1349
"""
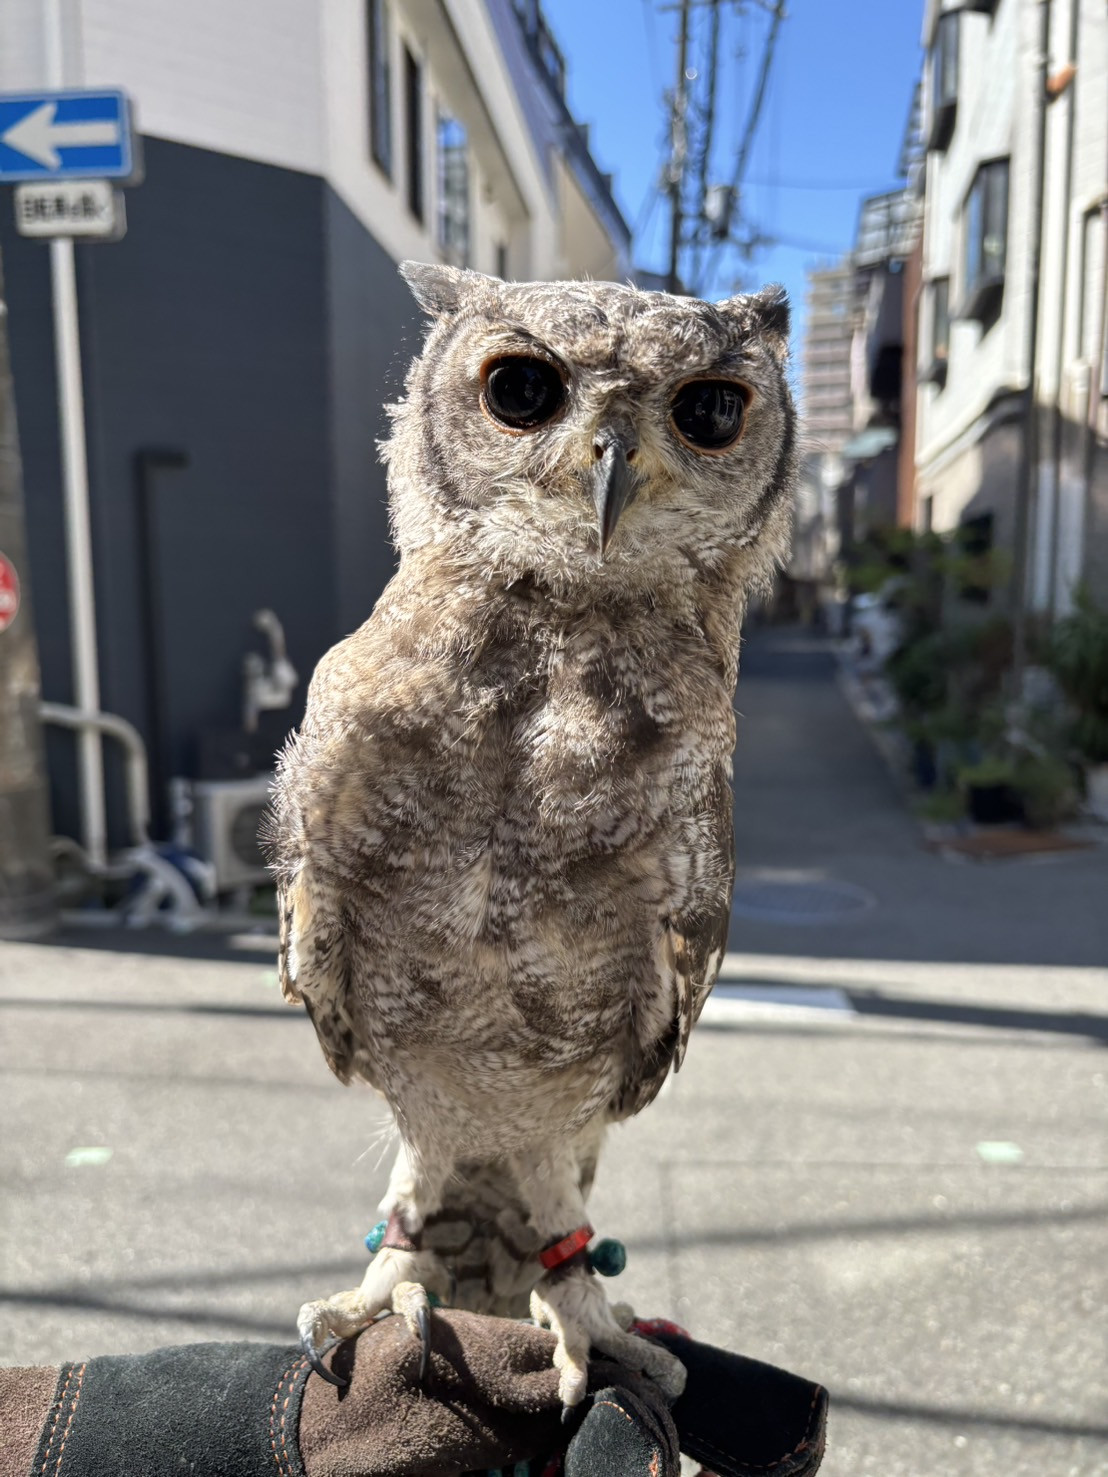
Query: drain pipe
1044 0 1081 620
1010 0 1052 698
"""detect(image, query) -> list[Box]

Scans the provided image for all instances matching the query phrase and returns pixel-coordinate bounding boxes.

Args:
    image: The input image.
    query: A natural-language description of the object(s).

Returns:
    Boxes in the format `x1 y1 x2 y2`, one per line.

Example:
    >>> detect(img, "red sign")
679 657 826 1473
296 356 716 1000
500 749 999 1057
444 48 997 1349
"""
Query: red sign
0 552 20 633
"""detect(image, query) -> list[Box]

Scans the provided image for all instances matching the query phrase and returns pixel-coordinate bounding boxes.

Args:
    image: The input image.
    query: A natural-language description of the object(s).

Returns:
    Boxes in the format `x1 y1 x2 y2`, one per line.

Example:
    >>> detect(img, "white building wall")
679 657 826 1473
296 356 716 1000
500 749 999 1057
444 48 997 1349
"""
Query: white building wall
915 0 1108 613
1032 0 1108 613
916 0 1038 491
0 0 562 281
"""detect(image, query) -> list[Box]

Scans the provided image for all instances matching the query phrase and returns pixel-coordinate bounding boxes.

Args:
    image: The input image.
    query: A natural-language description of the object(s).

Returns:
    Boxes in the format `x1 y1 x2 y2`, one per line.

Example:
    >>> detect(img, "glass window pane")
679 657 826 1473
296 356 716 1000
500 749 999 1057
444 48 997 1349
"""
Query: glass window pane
404 47 423 221
933 278 950 360
437 113 469 265
983 161 1008 281
966 177 983 295
941 16 958 104
368 0 392 176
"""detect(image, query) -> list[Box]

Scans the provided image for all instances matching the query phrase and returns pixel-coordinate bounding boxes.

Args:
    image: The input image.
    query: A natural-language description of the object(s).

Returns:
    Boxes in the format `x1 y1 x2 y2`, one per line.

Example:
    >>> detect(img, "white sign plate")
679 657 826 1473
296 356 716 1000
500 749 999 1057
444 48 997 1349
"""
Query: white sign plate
14 179 125 239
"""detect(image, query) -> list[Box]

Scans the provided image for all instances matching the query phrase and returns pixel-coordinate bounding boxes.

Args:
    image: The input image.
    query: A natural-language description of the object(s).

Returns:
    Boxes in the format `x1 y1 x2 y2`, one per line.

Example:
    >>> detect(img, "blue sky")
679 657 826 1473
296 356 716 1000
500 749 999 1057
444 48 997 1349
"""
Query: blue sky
544 0 924 332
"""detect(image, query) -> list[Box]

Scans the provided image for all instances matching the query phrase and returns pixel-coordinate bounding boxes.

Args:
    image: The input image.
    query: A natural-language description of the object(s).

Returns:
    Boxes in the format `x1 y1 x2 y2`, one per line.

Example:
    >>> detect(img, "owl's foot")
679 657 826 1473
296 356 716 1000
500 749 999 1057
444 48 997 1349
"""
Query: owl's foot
297 1246 448 1388
529 1267 687 1412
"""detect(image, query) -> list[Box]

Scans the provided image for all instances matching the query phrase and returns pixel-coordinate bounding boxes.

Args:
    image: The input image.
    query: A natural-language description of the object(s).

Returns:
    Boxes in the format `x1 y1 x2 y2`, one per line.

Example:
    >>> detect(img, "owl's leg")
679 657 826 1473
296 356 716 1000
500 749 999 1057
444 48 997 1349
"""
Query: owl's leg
511 1143 687 1411
296 1143 450 1387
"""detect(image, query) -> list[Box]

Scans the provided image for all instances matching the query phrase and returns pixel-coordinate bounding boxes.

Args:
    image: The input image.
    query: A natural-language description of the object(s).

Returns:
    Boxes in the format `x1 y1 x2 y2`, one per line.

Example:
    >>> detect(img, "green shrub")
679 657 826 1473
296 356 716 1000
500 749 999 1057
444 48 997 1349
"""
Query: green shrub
1050 591 1108 763
958 756 1019 789
1012 754 1079 830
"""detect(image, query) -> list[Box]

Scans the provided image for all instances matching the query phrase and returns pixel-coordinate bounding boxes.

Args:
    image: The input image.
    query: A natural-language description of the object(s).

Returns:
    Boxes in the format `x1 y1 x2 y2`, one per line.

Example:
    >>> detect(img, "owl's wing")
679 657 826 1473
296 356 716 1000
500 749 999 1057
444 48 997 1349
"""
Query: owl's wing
613 768 734 1119
277 860 374 1087
269 628 393 1092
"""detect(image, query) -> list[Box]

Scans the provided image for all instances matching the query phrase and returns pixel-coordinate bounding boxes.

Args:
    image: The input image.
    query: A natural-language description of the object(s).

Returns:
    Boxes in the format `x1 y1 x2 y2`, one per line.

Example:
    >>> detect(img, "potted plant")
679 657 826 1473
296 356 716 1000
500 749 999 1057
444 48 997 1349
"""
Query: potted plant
1011 753 1079 830
1050 592 1108 819
957 756 1022 825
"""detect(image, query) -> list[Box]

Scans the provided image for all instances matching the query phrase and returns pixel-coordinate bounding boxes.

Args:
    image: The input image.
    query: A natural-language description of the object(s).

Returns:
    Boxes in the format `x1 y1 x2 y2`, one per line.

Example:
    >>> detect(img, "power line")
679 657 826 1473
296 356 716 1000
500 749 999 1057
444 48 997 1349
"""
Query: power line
701 0 786 287
728 0 785 194
690 0 723 289
746 173 898 192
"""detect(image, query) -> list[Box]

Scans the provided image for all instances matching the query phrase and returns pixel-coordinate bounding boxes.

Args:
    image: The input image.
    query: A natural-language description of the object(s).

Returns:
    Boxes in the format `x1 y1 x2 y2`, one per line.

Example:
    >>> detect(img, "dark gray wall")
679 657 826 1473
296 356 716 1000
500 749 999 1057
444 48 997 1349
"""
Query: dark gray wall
1 137 418 844
324 188 420 640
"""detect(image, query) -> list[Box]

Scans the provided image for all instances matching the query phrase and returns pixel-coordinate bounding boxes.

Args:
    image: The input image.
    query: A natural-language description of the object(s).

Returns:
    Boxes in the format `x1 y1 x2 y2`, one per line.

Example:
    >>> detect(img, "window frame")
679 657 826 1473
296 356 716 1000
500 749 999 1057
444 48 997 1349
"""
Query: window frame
927 12 959 152
921 275 950 387
367 0 393 179
403 44 424 223
961 158 1009 323
436 109 470 267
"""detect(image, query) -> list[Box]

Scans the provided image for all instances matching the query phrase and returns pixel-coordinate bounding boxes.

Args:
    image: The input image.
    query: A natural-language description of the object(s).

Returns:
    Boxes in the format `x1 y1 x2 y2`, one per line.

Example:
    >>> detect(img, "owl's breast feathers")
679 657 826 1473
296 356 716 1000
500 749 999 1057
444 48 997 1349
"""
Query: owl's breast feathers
270 560 736 1130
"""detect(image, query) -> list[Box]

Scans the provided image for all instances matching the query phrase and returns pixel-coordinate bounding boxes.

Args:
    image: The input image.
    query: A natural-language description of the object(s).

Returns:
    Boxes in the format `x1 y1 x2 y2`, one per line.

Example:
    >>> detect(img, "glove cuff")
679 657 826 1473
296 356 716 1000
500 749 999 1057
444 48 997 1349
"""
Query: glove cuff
30 1344 310 1477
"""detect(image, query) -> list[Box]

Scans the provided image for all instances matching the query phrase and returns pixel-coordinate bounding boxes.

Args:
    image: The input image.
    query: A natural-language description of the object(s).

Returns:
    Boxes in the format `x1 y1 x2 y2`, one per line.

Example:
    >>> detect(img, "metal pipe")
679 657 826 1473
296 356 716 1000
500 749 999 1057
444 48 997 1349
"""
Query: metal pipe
39 702 150 848
1045 0 1081 620
666 0 691 295
1010 0 1052 698
43 0 107 865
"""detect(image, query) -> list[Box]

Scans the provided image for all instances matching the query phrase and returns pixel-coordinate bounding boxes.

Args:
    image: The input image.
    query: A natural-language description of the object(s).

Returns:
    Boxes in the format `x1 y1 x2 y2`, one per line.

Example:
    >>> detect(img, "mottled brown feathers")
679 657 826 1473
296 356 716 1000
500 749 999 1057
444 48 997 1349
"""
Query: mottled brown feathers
269 264 795 1184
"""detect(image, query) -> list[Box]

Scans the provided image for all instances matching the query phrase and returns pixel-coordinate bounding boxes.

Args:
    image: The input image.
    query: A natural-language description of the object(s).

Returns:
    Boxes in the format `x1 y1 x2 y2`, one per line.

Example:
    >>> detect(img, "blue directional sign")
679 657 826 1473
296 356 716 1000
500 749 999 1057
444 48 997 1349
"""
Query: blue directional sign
0 90 134 183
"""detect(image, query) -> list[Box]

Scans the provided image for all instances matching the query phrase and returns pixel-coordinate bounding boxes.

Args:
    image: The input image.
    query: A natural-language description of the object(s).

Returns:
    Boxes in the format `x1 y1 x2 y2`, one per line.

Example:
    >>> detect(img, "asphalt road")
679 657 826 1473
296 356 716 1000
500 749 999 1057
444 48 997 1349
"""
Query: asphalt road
2 628 1106 1476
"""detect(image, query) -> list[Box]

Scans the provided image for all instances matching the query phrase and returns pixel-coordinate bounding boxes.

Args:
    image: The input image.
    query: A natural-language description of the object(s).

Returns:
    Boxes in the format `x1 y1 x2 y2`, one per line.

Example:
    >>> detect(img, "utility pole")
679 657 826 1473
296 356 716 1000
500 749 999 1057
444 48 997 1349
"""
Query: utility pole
0 243 57 938
667 0 692 294
1010 0 1052 700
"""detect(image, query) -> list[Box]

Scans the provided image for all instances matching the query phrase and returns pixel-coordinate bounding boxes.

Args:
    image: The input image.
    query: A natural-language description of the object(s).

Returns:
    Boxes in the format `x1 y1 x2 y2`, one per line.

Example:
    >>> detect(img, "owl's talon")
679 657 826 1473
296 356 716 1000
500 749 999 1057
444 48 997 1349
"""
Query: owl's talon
416 1303 432 1384
531 1268 686 1408
300 1335 349 1388
391 1278 438 1386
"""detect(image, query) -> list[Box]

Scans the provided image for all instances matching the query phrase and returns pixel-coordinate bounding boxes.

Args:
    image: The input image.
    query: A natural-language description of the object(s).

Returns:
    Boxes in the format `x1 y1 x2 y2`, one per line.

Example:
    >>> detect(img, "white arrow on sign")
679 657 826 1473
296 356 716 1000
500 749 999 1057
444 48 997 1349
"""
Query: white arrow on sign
1 101 120 169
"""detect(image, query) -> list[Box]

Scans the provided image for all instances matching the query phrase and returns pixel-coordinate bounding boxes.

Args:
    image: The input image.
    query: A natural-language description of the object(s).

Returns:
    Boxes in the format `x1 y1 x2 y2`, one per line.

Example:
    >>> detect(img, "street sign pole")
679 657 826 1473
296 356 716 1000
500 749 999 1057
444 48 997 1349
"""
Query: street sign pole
0 17 138 870
50 232 106 866
42 0 106 866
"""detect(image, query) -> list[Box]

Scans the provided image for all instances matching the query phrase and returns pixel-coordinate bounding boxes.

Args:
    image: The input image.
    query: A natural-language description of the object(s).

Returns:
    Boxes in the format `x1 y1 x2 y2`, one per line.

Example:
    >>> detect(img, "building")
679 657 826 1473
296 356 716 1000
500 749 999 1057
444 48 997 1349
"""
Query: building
788 263 856 618
794 172 923 613
841 185 923 539
801 262 856 462
0 0 629 861
914 0 1107 616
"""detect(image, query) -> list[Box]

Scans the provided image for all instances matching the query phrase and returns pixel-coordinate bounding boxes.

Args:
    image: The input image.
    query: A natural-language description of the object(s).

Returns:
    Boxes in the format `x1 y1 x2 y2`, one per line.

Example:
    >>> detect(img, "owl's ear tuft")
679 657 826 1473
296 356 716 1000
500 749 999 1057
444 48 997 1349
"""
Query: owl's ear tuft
718 284 790 361
399 261 499 318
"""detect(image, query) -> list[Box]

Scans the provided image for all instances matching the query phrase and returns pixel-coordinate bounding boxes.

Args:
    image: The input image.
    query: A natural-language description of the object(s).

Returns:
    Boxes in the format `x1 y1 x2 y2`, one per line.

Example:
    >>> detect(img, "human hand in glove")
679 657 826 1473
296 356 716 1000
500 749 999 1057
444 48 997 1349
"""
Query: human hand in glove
0 1307 826 1477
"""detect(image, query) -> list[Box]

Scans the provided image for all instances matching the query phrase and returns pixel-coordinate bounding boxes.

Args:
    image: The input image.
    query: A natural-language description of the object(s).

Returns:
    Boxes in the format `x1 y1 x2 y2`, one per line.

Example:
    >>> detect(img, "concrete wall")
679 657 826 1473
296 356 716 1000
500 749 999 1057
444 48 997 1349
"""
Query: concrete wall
916 0 1038 476
0 138 420 842
0 0 555 279
915 0 1108 617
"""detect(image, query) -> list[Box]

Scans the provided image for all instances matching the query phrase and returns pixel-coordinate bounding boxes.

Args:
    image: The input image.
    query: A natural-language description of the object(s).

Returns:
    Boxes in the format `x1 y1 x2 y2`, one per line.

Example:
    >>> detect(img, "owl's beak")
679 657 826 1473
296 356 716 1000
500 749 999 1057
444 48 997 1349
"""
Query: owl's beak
591 436 639 556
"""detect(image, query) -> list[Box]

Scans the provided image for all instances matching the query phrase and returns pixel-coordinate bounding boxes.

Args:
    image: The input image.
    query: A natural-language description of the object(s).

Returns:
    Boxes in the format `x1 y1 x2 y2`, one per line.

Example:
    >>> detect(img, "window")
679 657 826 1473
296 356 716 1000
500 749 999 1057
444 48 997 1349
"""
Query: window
928 13 958 151
922 276 950 386
956 512 994 604
962 159 1009 321
403 46 423 222
1078 207 1106 395
437 112 469 265
367 0 392 176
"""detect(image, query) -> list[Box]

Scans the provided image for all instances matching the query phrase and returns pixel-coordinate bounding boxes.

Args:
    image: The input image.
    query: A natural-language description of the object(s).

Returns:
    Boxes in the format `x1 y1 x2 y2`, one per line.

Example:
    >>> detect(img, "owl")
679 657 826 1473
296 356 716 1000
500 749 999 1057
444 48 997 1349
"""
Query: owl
269 262 796 1408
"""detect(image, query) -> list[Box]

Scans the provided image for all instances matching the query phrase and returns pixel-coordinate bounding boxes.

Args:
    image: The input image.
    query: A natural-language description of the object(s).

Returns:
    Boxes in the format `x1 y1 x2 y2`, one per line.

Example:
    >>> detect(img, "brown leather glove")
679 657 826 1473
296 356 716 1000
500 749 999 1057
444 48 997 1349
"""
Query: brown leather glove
0 1308 826 1477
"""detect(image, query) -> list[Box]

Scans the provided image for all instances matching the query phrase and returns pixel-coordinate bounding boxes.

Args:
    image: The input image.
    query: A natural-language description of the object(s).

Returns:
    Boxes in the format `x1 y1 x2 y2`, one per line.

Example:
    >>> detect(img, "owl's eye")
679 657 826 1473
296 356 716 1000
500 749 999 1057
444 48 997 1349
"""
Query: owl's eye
670 380 748 451
482 356 565 431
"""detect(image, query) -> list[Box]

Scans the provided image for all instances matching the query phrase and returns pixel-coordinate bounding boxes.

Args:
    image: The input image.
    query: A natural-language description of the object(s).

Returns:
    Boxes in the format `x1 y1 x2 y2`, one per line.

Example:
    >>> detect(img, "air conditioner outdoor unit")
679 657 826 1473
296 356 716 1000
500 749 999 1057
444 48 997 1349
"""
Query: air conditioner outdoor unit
171 775 274 894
